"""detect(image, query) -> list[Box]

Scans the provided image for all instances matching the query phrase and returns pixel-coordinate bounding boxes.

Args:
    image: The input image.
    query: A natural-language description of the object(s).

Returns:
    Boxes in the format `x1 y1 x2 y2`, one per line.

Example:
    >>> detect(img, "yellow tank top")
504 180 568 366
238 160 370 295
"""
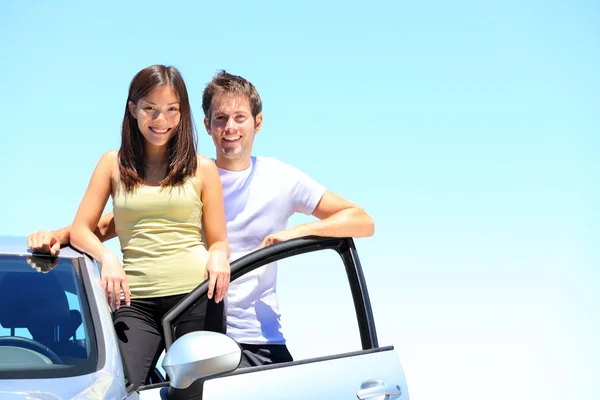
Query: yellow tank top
112 178 208 299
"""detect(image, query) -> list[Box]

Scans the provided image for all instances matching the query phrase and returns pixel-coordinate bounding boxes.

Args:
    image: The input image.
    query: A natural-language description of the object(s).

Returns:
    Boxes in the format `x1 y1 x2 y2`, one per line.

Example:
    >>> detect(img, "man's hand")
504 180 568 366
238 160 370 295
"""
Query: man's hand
100 252 130 309
260 228 299 248
204 250 230 303
28 230 61 255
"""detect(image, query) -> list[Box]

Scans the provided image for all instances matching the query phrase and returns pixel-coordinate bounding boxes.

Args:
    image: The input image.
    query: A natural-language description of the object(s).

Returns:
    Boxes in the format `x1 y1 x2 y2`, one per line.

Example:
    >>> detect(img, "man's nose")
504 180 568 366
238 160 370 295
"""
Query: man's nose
225 117 236 131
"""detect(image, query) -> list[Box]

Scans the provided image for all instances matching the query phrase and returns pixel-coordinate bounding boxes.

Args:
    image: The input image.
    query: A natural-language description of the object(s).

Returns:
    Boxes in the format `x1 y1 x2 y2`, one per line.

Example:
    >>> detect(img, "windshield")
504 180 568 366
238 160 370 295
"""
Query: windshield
0 254 98 379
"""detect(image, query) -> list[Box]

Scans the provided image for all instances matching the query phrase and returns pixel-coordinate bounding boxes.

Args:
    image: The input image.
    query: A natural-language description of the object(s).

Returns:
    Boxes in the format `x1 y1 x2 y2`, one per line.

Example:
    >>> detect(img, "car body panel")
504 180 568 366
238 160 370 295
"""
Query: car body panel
202 347 407 400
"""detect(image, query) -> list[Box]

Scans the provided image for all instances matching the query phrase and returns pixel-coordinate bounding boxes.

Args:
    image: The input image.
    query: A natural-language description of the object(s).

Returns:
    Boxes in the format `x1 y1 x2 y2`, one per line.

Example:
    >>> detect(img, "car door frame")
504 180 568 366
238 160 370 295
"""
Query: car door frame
161 235 379 351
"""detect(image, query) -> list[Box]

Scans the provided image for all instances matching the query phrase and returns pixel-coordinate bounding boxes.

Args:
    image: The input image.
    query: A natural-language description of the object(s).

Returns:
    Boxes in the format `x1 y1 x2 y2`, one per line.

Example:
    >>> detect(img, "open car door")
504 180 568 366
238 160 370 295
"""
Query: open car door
137 236 409 400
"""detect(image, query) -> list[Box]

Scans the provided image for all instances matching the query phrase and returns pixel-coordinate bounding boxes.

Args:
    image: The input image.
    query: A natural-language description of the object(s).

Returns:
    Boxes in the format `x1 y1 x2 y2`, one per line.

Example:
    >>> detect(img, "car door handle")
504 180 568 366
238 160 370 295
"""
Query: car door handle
356 379 402 399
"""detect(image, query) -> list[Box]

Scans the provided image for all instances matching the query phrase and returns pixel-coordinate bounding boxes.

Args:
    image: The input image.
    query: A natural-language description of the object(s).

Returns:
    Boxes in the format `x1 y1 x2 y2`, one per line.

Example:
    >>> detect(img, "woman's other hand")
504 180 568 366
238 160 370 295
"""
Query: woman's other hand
204 250 230 304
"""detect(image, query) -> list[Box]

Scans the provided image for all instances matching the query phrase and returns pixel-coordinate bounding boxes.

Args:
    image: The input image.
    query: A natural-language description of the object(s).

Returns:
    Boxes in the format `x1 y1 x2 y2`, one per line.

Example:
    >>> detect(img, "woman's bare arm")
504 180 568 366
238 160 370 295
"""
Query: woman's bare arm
197 155 230 303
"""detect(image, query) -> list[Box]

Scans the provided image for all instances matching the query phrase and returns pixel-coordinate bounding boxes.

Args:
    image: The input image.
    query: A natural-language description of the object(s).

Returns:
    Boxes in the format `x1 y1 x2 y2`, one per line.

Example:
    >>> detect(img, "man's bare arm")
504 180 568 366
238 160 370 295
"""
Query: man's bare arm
260 191 374 247
93 211 117 242
28 211 116 255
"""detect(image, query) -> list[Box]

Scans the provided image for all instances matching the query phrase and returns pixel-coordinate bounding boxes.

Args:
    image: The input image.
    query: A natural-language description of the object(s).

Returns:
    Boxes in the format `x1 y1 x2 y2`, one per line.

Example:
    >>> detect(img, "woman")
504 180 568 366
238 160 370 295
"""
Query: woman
71 65 230 388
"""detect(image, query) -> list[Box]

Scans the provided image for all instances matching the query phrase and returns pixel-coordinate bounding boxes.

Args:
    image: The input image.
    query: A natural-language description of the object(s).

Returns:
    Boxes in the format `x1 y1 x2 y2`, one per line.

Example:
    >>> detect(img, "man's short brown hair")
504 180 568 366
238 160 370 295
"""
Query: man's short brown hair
202 70 262 123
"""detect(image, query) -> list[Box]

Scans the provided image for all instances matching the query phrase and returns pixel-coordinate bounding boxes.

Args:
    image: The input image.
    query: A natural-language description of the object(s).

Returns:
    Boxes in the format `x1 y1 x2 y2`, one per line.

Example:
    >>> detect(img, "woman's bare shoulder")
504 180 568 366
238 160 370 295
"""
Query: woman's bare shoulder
99 150 118 163
97 150 119 180
196 154 217 173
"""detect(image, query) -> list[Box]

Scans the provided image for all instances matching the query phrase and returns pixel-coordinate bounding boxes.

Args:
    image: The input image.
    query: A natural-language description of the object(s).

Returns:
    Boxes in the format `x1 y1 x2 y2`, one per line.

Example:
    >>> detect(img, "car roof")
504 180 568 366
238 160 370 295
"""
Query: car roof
0 235 83 259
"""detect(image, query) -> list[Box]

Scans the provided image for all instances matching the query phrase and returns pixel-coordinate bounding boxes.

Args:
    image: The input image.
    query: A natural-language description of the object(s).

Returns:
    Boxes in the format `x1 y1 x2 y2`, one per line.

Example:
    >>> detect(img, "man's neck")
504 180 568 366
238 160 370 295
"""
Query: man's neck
215 154 252 171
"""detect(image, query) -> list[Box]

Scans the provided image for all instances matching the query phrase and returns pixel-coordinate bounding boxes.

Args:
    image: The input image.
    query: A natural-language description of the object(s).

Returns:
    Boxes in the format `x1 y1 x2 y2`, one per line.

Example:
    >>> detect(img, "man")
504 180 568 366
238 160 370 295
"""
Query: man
29 70 374 367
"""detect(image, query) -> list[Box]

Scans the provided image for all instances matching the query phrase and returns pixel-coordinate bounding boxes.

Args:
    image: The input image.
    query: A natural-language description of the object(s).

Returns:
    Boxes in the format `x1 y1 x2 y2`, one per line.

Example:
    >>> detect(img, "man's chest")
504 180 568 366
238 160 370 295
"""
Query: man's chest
222 178 293 246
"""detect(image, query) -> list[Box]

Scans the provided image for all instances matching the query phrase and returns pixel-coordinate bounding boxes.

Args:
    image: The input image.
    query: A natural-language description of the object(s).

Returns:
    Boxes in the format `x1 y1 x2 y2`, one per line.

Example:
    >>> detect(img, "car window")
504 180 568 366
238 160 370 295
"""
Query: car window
276 249 363 359
0 255 98 379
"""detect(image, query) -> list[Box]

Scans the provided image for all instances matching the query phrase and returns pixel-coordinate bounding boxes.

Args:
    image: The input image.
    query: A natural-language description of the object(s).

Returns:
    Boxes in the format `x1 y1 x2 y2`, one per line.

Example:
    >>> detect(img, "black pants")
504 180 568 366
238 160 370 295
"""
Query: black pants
113 293 225 389
238 343 293 368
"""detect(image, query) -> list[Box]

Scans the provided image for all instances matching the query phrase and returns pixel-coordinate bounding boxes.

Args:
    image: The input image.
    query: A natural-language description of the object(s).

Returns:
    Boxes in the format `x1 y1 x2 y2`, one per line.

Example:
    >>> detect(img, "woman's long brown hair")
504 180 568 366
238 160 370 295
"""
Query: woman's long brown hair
119 65 197 191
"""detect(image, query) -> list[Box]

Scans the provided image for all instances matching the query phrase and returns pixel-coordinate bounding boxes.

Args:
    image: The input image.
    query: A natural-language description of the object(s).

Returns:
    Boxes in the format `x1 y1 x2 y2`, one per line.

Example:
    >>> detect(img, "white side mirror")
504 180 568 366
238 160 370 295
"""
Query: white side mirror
162 331 241 391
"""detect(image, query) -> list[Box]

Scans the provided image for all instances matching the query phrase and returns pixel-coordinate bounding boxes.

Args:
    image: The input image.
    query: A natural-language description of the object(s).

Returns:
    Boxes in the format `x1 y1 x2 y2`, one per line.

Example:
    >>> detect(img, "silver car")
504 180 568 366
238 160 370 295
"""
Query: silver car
0 235 409 399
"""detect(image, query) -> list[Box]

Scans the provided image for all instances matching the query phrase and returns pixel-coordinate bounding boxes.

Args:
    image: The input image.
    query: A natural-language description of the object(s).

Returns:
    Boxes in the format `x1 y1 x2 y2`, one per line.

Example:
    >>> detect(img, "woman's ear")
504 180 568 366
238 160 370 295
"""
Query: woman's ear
128 101 137 119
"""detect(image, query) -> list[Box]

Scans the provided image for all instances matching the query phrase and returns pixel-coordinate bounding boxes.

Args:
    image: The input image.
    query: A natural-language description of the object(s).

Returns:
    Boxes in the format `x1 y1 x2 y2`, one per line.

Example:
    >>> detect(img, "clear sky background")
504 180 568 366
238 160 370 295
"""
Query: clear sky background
1 1 598 399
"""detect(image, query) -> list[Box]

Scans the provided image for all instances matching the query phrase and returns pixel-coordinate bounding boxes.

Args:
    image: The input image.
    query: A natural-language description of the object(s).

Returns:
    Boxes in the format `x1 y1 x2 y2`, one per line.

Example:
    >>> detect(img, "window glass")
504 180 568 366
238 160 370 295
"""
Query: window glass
277 249 362 360
0 255 98 379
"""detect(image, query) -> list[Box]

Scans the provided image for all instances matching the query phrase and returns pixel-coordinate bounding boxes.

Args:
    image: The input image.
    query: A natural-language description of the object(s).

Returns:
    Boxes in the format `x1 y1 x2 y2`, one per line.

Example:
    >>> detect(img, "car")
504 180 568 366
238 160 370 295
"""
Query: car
0 235 409 399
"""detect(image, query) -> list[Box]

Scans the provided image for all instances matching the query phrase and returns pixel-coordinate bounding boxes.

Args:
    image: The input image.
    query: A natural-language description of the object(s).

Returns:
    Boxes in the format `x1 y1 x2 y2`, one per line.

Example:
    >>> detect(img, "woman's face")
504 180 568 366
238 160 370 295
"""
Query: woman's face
128 85 181 149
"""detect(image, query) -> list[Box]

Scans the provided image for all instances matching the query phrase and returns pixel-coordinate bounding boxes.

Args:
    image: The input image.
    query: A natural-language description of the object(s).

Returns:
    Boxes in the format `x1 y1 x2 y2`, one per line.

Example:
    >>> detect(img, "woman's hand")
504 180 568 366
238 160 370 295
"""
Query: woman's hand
204 250 230 304
100 252 130 309
197 156 231 304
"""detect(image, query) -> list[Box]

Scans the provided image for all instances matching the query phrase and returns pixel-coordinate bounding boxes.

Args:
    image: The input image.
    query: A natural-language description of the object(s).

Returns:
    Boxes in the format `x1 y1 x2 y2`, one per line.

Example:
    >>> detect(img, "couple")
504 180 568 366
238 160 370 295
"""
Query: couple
29 65 374 389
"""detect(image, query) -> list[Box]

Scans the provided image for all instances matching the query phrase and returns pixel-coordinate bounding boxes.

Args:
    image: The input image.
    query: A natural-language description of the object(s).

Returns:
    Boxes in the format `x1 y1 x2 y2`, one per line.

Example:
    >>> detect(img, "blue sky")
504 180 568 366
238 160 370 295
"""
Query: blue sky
1 1 598 399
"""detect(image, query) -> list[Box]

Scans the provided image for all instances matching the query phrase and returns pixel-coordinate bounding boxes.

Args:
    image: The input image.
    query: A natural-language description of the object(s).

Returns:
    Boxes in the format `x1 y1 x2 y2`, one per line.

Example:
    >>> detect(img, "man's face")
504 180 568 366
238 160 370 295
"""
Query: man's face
204 93 262 162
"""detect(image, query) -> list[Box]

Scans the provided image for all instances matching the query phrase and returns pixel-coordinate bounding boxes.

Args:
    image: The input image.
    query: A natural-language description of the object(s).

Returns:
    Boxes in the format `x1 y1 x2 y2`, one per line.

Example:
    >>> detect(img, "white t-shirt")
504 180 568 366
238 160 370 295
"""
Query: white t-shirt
218 156 326 345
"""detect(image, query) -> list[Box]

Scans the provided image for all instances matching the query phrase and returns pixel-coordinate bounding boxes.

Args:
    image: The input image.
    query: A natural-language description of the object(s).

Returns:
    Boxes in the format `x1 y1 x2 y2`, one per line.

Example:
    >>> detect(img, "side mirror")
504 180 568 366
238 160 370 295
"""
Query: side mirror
162 331 241 397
